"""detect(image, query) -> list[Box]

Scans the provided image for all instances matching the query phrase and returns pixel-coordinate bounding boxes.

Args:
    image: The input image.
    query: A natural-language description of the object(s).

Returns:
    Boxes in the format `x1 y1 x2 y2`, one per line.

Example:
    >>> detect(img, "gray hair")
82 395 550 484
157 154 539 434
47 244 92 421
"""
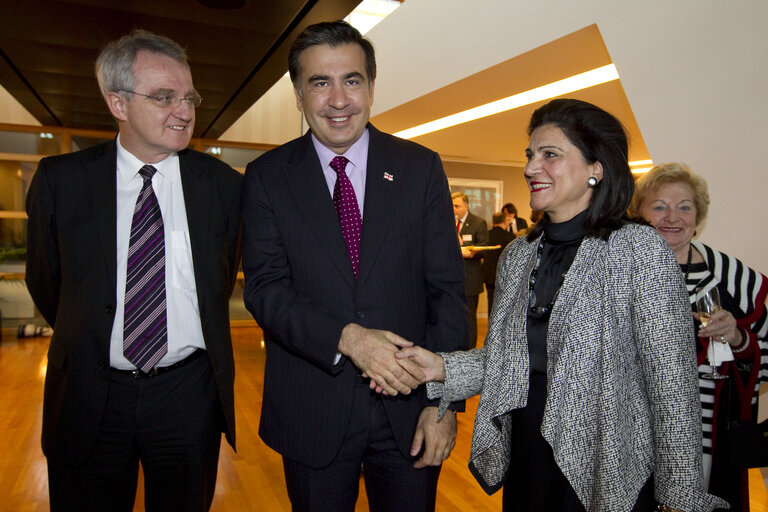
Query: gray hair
94 29 189 97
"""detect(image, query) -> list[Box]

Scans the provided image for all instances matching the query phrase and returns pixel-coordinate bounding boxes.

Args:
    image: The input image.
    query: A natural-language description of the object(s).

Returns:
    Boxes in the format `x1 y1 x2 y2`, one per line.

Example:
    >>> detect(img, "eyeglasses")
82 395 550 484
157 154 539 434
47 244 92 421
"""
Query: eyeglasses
119 90 203 109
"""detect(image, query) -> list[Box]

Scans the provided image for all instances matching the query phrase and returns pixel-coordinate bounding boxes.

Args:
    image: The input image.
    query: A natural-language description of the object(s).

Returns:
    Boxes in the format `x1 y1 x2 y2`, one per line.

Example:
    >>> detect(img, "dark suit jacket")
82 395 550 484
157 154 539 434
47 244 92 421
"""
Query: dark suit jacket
507 217 528 234
459 212 489 296
483 226 515 287
242 125 468 468
25 141 242 465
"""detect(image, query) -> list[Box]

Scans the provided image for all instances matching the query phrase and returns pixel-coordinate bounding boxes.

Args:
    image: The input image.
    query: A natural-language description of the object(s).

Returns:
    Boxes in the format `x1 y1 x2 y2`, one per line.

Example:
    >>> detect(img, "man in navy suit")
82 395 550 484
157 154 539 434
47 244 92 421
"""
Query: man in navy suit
452 192 489 348
242 20 467 512
25 30 241 511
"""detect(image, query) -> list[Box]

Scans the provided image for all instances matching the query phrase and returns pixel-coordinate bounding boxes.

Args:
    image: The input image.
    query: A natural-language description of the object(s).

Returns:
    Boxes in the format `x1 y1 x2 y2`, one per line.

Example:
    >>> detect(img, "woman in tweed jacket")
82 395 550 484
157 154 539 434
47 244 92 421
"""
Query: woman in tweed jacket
396 99 728 511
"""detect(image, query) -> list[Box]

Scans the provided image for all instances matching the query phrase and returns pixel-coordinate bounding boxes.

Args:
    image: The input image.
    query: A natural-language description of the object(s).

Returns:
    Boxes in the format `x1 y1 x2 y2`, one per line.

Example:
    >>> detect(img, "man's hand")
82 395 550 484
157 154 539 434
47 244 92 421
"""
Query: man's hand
338 323 426 396
410 406 457 468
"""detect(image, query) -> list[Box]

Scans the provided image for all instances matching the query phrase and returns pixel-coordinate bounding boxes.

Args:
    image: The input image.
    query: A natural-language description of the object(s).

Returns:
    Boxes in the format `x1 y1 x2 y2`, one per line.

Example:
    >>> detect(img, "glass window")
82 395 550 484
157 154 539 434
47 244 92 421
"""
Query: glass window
203 145 266 172
449 178 503 224
71 135 113 152
0 130 60 156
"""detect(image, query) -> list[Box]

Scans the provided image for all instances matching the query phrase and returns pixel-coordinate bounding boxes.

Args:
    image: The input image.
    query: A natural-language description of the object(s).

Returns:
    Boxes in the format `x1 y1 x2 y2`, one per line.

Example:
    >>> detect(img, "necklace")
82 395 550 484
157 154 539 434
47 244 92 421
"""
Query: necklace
528 234 565 315
681 243 693 285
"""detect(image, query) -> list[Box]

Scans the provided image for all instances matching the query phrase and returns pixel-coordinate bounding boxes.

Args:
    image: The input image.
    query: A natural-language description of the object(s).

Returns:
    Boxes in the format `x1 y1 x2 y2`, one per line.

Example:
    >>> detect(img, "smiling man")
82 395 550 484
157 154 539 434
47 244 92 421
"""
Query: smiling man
25 30 242 511
242 20 468 512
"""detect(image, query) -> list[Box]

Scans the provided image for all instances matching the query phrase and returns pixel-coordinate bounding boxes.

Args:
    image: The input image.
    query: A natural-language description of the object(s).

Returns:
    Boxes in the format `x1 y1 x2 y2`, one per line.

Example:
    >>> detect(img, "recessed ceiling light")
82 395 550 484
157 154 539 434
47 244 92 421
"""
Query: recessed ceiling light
394 64 620 140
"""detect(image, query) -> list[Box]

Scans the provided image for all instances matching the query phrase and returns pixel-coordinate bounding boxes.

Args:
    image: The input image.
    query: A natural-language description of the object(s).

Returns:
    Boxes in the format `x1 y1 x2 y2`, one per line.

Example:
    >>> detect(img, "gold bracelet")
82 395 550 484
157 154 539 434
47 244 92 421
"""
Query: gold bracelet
657 505 683 512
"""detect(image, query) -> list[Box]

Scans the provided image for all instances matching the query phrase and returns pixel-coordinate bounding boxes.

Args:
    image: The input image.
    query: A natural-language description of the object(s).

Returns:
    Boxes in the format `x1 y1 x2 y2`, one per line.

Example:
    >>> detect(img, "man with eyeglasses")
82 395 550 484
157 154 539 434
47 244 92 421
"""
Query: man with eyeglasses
25 29 242 511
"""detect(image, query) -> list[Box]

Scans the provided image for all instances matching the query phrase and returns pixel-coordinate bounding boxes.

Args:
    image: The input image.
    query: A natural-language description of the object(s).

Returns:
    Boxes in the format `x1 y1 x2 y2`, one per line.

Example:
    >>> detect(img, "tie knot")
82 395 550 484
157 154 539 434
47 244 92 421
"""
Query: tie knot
329 156 349 174
139 164 158 181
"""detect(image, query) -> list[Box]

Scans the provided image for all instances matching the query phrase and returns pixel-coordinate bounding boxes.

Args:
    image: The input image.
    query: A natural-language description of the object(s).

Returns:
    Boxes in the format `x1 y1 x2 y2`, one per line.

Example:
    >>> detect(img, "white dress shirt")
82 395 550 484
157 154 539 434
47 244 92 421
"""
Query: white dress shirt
109 136 205 370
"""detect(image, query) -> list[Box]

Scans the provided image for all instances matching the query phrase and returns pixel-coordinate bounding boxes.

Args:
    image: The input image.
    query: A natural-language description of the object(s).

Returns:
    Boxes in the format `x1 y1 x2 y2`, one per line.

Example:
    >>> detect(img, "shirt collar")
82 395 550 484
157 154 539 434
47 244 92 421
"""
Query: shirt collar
116 133 180 185
311 128 369 170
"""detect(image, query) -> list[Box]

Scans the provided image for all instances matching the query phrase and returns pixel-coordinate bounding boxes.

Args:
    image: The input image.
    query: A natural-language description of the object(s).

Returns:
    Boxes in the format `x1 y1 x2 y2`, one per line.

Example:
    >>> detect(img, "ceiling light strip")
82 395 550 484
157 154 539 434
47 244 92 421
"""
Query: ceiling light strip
394 64 620 140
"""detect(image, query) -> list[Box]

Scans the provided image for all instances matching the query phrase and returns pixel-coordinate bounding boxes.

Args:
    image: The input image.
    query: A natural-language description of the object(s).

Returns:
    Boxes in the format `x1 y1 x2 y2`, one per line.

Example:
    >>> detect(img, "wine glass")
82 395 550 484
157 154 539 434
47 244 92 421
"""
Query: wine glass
696 286 728 380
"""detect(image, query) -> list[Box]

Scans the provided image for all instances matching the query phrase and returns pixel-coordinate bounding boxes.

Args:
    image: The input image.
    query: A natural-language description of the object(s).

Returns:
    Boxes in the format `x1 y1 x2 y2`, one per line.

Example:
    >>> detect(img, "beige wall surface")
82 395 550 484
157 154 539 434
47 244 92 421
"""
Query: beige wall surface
0 85 40 127
369 0 768 272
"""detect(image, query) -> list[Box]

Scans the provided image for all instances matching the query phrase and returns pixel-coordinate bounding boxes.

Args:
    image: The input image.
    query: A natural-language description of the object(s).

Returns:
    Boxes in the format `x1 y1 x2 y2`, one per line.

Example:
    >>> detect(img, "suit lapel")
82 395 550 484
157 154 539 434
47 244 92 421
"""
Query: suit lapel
284 133 356 288
357 126 399 288
87 141 119 294
179 150 213 305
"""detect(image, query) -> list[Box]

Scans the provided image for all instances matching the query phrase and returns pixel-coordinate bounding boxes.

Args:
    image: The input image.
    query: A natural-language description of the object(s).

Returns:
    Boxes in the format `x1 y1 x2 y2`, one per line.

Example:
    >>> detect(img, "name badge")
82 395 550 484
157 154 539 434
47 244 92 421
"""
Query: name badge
462 234 473 242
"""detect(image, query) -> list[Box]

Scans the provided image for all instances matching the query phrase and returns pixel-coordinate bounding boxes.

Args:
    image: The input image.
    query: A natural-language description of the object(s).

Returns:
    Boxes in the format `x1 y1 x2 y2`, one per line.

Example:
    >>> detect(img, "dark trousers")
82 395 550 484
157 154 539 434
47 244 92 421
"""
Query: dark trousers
48 352 223 512
282 377 441 512
502 373 656 511
467 294 479 349
709 376 745 511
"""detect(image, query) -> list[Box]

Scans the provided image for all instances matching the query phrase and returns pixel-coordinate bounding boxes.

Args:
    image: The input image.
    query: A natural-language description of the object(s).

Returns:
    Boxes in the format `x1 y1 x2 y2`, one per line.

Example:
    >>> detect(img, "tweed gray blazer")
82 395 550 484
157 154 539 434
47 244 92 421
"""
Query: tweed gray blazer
429 224 728 512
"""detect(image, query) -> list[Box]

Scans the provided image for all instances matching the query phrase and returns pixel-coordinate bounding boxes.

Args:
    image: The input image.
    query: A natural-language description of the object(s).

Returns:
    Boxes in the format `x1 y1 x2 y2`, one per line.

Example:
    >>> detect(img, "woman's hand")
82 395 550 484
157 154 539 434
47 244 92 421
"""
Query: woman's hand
694 308 742 346
367 346 446 394
396 346 446 382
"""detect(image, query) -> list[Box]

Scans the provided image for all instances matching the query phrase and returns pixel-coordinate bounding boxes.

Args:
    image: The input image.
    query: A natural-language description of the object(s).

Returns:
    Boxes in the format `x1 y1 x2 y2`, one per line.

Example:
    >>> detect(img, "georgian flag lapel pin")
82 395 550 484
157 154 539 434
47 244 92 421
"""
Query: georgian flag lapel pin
383 172 394 181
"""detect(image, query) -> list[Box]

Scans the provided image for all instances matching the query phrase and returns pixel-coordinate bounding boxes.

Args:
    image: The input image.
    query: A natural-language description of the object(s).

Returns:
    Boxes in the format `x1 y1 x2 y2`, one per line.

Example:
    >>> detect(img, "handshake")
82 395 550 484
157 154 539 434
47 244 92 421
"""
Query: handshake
338 323 446 396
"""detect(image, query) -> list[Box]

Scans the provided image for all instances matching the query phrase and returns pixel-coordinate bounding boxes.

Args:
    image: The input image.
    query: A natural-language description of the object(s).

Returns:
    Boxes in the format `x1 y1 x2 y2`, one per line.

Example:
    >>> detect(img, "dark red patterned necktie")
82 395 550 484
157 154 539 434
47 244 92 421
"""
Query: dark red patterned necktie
330 156 362 278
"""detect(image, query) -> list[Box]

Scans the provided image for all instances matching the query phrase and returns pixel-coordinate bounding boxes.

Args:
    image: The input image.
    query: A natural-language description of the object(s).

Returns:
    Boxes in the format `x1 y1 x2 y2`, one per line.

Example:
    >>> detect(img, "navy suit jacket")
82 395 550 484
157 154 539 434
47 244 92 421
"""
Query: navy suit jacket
25 141 242 464
483 226 515 286
242 125 468 468
459 212 489 296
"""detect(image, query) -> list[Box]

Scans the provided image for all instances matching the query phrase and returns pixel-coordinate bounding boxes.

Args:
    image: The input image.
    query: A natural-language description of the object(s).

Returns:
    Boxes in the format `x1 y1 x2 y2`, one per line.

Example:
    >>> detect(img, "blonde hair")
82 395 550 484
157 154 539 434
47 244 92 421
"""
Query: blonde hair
631 162 710 225
451 192 468 204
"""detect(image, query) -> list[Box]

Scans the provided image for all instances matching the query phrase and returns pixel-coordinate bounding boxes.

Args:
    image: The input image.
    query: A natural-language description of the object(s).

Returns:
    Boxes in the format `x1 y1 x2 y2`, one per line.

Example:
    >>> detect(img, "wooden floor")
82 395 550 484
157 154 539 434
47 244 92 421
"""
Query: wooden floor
0 322 501 512
1 320 766 511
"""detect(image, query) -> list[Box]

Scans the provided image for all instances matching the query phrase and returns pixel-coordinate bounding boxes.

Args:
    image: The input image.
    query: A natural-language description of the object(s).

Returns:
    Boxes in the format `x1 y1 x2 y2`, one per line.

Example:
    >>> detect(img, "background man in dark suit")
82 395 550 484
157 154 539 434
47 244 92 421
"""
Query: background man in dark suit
25 30 242 511
502 202 528 236
452 192 489 348
483 212 516 313
242 20 468 512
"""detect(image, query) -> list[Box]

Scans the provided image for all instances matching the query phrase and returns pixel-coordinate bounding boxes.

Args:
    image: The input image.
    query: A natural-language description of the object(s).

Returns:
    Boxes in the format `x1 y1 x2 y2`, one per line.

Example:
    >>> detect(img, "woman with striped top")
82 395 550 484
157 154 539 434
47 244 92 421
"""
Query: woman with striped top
633 162 768 511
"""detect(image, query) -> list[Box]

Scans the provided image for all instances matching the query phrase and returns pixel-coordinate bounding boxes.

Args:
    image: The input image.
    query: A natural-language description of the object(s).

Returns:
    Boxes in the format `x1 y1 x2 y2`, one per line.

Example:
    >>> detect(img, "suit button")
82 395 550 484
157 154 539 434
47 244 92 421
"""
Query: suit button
356 311 365 319
106 305 114 314
98 361 107 370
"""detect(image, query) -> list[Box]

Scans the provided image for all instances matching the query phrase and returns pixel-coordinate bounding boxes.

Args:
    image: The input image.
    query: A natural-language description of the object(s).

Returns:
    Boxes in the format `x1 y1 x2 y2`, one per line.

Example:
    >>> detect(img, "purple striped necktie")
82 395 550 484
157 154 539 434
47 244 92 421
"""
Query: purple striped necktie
123 164 168 372
330 156 362 278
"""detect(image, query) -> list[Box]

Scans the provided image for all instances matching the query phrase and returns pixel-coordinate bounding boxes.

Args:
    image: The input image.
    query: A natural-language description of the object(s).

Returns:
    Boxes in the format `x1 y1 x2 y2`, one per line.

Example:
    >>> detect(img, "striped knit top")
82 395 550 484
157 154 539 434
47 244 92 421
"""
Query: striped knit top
682 241 768 462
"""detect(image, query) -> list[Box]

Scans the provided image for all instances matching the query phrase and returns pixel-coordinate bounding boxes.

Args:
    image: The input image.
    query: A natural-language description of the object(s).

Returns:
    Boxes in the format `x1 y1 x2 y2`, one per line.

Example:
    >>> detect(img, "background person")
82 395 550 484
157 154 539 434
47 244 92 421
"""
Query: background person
501 202 527 236
395 99 727 511
483 212 515 313
241 20 468 511
25 30 242 511
633 162 768 511
452 191 489 348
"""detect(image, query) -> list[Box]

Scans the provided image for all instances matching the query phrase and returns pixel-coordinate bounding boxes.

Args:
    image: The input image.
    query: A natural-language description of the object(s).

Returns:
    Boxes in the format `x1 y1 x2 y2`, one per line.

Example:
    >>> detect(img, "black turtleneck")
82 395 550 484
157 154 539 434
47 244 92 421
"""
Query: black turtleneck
527 209 587 373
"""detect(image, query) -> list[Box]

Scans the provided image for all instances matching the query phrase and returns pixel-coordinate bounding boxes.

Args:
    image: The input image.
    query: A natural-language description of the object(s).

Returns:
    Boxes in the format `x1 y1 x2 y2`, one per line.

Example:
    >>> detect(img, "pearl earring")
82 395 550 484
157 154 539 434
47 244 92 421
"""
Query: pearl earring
587 176 598 188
